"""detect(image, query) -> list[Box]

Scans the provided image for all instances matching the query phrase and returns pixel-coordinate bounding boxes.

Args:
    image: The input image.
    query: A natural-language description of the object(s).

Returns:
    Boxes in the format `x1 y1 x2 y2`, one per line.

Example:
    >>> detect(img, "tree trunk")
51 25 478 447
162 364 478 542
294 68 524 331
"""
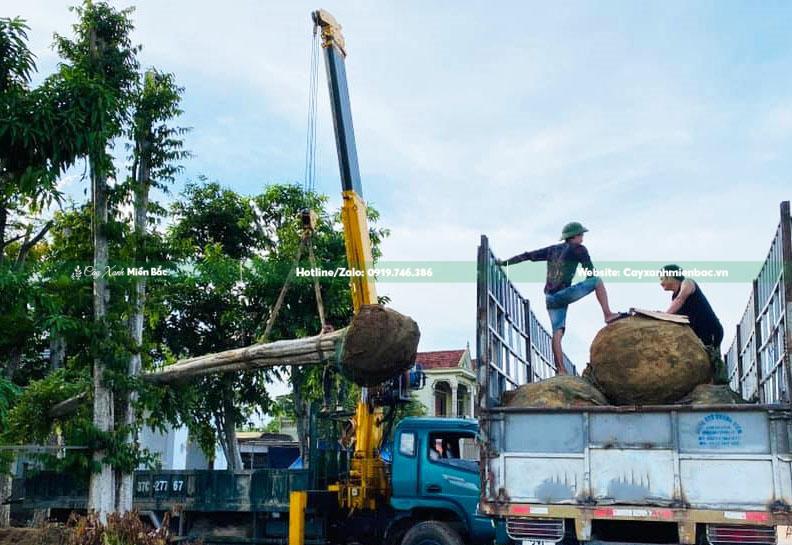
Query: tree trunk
0 192 7 265
88 164 115 520
50 334 66 370
0 473 11 527
144 305 420 386
14 221 52 268
117 133 150 513
292 368 309 468
216 380 242 471
145 329 344 383
4 348 20 381
54 306 420 419
222 414 243 471
49 392 88 418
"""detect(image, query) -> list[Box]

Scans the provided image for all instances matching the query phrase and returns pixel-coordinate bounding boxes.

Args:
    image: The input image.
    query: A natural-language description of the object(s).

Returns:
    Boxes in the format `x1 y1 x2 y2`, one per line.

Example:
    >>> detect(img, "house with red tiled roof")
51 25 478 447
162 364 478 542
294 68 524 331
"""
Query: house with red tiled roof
413 346 476 418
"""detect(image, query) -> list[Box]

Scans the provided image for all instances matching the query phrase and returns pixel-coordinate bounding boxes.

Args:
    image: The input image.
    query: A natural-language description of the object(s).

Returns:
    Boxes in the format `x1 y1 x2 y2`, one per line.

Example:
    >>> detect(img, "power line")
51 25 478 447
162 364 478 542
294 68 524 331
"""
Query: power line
303 28 320 195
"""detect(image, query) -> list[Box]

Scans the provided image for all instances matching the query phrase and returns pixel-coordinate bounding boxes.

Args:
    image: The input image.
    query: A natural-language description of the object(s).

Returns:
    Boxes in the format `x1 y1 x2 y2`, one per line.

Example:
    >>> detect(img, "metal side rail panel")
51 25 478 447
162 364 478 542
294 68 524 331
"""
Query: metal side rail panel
12 469 312 513
476 234 575 410
724 200 792 405
484 503 790 526
11 470 88 510
132 469 311 512
480 406 792 520
476 234 579 527
490 504 782 545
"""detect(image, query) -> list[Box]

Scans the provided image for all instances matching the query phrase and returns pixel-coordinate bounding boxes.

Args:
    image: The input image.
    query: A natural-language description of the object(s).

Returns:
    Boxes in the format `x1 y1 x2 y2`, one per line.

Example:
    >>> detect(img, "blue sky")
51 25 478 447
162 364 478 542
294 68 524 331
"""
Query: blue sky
8 1 792 368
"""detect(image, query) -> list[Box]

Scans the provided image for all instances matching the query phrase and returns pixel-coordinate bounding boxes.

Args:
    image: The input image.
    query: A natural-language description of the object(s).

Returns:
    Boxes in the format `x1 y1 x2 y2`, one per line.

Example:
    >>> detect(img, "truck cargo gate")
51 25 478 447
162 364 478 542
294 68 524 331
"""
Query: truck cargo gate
476 207 792 544
725 201 792 404
476 234 575 409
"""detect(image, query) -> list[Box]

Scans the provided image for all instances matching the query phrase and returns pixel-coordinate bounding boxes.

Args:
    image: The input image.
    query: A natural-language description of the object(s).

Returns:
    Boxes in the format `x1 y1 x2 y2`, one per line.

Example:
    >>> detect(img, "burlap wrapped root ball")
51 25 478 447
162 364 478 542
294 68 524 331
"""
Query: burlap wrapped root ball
586 316 711 405
339 305 421 387
677 384 746 405
503 375 609 408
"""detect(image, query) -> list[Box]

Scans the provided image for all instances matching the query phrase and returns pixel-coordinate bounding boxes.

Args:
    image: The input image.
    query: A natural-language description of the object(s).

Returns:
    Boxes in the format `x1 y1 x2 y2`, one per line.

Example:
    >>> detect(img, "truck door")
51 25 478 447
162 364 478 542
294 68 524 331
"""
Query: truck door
422 431 479 499
421 430 493 539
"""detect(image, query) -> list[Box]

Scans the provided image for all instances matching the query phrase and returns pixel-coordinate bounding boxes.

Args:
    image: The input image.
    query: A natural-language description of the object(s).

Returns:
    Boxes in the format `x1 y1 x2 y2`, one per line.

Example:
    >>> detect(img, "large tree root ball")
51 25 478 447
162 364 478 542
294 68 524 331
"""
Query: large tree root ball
677 384 746 405
339 304 421 387
586 316 711 405
503 375 609 408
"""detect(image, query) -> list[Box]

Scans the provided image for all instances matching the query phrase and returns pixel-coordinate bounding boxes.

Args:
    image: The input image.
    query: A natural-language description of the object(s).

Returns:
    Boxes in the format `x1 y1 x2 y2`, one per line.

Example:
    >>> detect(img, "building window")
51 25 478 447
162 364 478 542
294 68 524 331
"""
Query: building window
434 381 451 417
457 384 468 417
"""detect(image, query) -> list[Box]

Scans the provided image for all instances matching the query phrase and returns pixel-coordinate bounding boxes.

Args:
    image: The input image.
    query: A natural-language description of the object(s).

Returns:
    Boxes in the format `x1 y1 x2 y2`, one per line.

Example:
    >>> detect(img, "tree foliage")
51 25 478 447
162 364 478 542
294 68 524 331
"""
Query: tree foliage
53 1 140 163
0 376 19 430
1 3 182 501
150 181 389 465
0 1 409 506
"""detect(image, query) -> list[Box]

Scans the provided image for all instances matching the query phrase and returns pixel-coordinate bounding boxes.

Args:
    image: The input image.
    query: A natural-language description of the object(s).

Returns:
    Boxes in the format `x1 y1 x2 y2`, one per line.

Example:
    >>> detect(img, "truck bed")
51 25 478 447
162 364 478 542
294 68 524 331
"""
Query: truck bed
14 468 310 512
480 404 792 519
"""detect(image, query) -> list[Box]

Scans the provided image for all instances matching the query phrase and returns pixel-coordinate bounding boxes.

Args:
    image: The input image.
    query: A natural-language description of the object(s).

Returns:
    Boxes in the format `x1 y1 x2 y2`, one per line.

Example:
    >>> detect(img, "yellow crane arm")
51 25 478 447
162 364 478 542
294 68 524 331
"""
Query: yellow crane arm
313 9 377 312
296 9 387 519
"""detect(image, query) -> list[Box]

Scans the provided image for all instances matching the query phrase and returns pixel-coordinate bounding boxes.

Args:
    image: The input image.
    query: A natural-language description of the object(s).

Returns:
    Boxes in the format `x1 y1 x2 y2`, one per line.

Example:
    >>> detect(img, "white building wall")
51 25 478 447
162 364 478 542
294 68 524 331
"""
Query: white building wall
139 423 226 470
413 350 477 418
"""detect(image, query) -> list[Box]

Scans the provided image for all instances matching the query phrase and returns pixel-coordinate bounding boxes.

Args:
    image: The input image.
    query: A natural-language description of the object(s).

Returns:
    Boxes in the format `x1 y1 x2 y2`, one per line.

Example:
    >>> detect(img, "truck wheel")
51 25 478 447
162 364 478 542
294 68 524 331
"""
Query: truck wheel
400 521 464 545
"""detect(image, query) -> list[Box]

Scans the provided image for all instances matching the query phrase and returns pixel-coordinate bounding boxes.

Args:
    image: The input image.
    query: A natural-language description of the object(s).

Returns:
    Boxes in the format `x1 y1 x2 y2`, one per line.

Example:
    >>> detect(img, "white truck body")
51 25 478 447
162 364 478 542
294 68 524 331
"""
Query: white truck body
476 203 792 545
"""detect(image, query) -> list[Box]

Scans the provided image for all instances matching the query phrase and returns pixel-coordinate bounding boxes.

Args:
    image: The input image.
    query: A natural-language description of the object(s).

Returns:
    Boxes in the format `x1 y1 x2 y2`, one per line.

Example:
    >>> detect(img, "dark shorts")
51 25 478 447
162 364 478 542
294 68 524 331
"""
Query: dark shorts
545 277 600 332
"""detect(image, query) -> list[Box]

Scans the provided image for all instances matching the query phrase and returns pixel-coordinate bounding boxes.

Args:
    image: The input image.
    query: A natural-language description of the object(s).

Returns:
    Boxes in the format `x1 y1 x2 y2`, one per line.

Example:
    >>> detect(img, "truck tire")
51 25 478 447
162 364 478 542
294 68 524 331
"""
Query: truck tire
400 521 465 545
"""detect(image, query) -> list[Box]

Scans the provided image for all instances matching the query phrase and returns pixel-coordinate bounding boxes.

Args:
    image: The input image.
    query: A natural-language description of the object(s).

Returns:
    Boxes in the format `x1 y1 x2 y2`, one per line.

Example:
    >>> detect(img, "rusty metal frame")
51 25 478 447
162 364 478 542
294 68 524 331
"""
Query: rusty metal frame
725 201 792 404
481 503 792 543
780 201 792 406
476 235 576 510
477 235 575 406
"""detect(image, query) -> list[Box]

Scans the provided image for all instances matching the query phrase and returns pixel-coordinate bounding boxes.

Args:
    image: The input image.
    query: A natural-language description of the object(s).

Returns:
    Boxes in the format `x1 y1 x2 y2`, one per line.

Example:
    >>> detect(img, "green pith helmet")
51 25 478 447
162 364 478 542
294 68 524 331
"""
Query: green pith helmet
560 221 589 240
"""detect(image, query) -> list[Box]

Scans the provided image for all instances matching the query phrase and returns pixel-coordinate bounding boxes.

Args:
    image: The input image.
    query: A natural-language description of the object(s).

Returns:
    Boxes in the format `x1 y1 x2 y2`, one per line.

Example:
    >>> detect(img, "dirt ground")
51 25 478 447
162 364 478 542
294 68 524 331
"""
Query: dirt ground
0 527 69 545
2 524 789 544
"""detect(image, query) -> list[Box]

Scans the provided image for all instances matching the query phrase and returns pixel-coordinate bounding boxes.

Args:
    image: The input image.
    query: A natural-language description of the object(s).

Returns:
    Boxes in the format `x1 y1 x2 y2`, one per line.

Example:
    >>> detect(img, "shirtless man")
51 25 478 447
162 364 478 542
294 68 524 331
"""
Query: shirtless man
660 264 723 350
660 264 726 383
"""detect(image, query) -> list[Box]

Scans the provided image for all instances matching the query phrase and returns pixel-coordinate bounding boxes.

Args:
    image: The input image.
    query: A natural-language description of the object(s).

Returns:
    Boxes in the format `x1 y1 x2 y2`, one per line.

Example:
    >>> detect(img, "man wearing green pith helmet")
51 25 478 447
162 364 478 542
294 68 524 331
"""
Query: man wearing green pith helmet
498 222 620 375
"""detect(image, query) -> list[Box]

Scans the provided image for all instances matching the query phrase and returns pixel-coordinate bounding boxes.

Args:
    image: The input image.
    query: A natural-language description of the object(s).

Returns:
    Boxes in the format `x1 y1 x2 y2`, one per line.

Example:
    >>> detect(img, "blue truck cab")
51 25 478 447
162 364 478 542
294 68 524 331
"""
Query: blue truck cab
385 417 506 545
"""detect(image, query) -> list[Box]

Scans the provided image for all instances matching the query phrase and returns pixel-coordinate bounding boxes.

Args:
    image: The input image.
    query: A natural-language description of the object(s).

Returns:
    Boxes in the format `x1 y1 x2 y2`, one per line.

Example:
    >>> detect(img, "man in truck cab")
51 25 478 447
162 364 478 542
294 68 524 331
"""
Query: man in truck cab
498 222 620 374
660 264 728 383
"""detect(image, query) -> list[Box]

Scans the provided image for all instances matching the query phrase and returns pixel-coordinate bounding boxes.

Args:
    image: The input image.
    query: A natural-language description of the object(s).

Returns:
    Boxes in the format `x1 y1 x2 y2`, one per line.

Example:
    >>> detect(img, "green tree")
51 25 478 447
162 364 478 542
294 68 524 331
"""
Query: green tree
53 0 140 517
246 185 388 461
115 68 187 511
0 17 59 265
0 16 92 382
0 17 95 525
159 182 271 470
0 6 189 520
0 376 20 526
156 182 387 468
2 205 154 497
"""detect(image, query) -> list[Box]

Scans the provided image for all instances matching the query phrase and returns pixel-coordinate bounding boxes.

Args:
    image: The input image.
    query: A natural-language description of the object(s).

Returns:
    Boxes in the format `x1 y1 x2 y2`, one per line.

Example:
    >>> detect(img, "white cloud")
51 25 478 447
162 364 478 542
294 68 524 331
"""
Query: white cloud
8 0 792 372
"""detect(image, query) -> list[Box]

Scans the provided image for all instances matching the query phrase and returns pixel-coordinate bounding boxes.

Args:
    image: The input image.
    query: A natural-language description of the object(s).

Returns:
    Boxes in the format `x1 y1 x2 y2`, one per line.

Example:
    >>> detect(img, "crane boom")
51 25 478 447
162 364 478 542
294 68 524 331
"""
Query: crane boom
312 9 377 312
311 9 386 515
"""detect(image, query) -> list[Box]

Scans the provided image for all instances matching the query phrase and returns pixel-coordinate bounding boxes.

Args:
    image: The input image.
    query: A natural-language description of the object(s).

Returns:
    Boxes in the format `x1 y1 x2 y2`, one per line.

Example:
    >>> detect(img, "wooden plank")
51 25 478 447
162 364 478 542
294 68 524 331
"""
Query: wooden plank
630 308 690 324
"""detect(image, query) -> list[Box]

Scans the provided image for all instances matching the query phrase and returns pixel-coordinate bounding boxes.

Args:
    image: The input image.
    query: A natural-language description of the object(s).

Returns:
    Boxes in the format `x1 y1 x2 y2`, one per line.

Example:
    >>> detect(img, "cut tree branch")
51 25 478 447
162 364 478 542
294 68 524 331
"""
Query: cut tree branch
15 220 53 267
49 391 89 418
145 328 345 383
51 305 420 416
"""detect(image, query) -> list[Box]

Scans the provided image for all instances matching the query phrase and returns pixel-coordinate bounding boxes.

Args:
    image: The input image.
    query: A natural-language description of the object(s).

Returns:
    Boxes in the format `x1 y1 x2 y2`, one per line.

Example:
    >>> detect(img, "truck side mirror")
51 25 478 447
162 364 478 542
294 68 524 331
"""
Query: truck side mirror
409 364 426 390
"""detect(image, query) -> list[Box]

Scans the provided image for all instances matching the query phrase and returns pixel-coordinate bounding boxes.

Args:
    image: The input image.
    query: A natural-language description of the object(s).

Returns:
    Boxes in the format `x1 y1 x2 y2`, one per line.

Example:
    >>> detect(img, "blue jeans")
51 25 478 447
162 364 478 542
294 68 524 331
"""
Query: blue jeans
546 277 600 332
